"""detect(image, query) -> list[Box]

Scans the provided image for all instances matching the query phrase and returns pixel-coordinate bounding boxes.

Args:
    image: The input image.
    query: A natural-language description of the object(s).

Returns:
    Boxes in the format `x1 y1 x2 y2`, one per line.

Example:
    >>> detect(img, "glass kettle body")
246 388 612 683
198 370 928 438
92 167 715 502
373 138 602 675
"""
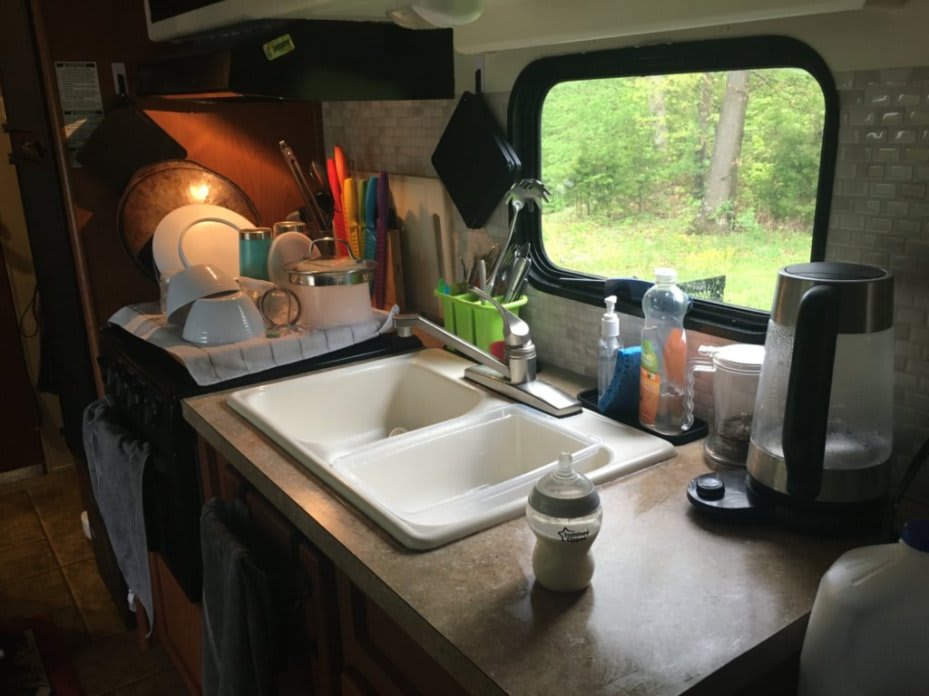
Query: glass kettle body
746 262 894 505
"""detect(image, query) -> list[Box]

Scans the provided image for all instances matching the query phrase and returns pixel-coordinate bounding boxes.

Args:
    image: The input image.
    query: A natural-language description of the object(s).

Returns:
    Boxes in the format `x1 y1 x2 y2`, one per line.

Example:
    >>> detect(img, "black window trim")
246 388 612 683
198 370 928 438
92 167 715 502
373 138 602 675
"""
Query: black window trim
507 34 839 343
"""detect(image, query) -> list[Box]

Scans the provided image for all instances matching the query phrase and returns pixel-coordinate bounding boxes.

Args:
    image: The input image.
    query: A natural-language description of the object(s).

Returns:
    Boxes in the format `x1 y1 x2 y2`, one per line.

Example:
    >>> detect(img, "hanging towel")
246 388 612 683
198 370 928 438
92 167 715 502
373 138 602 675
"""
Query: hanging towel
82 397 153 635
201 498 276 696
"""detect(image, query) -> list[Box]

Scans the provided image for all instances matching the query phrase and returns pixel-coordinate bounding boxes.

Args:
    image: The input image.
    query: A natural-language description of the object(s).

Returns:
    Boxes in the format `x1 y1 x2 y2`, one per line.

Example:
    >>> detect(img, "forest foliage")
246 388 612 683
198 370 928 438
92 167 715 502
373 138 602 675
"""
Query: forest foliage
539 68 826 308
541 69 825 225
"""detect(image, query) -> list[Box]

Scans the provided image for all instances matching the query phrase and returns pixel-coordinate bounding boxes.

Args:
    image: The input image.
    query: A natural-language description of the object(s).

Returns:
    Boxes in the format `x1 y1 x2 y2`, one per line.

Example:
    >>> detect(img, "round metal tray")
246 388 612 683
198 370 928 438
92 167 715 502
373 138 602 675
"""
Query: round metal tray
117 160 259 280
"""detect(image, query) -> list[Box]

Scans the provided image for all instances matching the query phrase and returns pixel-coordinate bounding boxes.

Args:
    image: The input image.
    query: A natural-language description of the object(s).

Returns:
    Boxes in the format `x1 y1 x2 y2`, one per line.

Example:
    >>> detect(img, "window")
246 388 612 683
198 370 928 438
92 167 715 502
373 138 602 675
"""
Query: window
509 36 838 341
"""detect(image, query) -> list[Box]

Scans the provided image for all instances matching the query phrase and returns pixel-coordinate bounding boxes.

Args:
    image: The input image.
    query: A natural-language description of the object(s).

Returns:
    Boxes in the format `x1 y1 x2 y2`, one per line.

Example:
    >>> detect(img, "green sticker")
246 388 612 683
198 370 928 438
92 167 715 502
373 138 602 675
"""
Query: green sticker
263 34 295 61
641 340 660 373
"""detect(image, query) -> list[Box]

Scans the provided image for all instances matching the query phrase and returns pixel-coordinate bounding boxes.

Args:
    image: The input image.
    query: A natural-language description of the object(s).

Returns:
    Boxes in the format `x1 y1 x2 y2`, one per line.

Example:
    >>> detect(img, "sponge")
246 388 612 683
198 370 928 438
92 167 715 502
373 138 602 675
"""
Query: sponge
598 346 641 423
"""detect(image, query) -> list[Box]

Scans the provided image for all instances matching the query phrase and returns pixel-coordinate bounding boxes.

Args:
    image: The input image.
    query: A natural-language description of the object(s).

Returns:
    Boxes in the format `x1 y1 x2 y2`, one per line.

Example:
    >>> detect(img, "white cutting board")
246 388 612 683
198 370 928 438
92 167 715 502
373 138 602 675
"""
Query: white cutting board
386 174 457 320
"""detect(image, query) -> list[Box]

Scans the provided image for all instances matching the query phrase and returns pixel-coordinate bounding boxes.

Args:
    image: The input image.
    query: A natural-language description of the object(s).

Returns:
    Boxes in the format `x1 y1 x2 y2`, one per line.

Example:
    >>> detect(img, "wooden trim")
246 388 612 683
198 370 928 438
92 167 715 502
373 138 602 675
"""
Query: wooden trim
28 0 103 396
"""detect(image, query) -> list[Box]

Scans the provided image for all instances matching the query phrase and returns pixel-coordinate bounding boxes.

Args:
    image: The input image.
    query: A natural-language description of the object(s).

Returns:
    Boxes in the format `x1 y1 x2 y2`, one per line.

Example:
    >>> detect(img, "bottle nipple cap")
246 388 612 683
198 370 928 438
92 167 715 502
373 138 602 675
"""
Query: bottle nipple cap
528 452 601 519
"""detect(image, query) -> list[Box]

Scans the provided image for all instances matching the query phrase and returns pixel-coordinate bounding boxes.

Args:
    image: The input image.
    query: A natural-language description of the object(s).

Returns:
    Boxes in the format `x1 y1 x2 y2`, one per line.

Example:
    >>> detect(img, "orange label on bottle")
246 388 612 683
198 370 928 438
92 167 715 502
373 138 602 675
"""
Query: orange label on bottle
639 367 660 424
663 328 687 385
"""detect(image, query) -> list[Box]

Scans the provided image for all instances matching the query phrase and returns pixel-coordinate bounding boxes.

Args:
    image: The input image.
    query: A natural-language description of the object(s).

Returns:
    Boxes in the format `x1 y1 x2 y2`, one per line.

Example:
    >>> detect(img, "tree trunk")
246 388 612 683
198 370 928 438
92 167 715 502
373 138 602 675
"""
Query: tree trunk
693 73 715 200
648 76 668 150
698 70 749 231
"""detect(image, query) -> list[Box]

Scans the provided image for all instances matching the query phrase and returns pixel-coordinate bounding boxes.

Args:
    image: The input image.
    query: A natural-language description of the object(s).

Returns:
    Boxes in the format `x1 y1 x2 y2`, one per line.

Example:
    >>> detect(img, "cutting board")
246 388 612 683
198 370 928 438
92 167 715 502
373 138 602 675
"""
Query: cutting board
383 174 457 320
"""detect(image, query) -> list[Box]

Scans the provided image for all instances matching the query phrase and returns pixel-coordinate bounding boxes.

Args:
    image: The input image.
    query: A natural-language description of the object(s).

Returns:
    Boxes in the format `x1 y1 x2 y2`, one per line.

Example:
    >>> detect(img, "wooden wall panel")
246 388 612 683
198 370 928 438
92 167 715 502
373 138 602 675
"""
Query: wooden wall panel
142 99 325 233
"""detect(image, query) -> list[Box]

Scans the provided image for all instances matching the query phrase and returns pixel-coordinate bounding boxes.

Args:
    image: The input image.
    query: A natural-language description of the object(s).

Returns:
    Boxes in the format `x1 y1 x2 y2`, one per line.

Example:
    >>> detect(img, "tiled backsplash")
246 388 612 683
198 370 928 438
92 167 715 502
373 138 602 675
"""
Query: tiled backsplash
323 66 929 499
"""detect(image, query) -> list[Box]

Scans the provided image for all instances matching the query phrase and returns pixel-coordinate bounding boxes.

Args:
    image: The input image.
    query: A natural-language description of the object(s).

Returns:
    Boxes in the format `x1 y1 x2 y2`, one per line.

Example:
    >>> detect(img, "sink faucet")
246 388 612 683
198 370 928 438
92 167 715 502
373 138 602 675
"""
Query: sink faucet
394 288 582 418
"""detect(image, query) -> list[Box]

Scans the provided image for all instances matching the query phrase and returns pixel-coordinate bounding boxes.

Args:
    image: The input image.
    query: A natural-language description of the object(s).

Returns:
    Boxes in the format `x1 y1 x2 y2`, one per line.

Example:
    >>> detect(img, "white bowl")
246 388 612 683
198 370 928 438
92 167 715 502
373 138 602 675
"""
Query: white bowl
182 291 265 345
166 264 239 319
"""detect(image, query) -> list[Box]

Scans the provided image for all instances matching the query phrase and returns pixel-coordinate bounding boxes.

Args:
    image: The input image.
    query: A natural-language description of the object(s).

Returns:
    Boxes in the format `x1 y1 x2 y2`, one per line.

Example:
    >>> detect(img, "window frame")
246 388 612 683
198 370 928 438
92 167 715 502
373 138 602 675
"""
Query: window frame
508 35 839 342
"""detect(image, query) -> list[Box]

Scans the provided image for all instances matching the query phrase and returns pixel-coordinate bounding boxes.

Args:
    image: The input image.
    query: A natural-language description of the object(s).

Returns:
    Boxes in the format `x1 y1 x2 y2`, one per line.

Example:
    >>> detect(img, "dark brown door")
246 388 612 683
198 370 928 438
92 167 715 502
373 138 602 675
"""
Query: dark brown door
0 242 43 475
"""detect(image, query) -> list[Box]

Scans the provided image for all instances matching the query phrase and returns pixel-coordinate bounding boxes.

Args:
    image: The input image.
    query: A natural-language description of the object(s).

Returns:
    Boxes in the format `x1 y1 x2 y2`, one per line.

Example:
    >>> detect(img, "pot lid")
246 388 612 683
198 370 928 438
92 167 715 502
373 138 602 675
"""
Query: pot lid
713 343 765 372
286 255 376 287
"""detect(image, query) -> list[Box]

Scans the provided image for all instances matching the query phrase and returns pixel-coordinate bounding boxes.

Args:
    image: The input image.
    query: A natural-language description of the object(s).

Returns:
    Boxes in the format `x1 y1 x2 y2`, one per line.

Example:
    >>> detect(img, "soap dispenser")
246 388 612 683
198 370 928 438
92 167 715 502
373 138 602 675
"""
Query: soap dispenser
598 295 621 400
526 452 602 592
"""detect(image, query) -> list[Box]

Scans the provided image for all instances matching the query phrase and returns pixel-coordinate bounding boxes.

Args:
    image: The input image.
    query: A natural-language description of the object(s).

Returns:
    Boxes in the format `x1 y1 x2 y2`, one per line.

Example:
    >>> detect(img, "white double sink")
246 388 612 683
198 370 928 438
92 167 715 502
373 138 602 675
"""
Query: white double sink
228 348 675 550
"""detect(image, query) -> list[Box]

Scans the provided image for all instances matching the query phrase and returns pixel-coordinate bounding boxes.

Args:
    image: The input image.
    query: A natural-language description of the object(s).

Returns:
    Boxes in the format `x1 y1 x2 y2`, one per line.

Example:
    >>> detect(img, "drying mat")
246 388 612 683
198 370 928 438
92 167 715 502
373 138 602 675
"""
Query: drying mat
0 618 82 696
108 302 398 387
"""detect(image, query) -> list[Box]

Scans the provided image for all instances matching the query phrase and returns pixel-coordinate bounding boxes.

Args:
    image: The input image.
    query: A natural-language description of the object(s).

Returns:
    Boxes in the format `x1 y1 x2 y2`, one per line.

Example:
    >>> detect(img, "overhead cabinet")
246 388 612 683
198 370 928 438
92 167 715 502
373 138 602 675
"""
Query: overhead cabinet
137 20 455 101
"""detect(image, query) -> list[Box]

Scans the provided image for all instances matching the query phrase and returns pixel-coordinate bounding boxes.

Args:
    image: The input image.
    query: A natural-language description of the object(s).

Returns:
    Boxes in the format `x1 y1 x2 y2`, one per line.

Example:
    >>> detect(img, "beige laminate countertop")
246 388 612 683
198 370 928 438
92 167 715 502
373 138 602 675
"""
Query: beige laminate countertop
182 354 858 696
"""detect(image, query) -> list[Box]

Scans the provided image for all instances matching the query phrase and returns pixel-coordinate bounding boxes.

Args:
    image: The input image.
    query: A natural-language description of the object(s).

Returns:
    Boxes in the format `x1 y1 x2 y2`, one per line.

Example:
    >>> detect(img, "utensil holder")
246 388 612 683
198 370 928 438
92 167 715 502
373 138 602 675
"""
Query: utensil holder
434 290 528 352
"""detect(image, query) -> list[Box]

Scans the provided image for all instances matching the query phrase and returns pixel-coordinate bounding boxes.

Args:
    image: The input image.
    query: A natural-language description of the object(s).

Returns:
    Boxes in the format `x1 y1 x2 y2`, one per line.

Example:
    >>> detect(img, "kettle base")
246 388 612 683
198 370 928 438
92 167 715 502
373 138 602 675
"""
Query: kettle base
687 470 888 536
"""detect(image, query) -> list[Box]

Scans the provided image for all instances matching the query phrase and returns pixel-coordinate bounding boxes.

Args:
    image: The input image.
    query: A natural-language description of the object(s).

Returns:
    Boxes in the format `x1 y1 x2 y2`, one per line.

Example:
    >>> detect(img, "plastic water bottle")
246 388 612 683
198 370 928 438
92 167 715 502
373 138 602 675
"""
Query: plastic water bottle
798 520 929 695
598 295 621 401
639 268 689 435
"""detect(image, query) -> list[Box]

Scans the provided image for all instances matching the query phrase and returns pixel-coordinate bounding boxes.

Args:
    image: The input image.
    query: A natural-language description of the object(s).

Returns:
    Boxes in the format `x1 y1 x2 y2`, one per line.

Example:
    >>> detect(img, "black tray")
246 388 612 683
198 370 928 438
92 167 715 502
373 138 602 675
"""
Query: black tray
577 388 708 445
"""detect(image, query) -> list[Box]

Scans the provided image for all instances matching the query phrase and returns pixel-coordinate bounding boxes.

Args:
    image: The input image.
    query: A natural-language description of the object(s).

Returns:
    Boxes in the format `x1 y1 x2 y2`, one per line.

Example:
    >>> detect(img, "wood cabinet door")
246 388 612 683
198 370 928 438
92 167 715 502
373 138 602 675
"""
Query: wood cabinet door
336 571 467 696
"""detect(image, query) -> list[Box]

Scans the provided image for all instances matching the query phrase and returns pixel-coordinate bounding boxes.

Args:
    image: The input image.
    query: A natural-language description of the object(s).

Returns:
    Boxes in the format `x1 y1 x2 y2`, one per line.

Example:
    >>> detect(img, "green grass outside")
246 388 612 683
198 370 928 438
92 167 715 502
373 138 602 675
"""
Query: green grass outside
542 209 812 310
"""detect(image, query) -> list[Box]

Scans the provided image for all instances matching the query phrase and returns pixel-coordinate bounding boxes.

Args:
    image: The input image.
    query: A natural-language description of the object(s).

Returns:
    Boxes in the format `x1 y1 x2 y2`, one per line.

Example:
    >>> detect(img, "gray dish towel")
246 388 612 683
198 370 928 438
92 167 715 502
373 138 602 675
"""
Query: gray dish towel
82 397 154 635
201 498 276 696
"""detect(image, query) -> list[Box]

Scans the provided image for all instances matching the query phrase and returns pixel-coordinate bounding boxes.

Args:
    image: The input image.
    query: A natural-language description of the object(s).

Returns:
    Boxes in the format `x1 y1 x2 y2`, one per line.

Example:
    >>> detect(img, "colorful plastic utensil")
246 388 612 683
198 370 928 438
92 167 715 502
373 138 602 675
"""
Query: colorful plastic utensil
375 172 389 307
327 158 347 257
356 177 366 257
342 177 360 258
364 176 378 261
334 145 349 188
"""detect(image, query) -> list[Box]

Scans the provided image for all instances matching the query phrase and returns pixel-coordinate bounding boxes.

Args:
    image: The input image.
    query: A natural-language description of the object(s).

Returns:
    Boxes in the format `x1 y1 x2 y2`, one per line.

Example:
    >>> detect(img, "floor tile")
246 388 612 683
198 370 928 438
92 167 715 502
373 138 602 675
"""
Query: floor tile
29 467 83 530
29 468 95 566
0 468 187 695
103 664 187 695
0 567 75 623
49 524 95 566
70 631 173 695
0 490 44 548
62 558 128 636
0 538 59 584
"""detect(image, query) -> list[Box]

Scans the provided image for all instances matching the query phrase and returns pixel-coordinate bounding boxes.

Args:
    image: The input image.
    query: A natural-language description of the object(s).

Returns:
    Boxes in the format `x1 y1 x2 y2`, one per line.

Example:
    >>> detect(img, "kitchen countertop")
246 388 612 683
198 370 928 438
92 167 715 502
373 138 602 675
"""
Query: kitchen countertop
182 354 859 696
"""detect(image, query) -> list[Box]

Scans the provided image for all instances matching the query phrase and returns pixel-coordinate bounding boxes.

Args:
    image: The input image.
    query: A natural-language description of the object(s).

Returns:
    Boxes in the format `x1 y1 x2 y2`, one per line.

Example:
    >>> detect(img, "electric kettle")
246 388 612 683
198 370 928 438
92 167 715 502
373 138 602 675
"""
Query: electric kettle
746 262 894 507
687 262 895 531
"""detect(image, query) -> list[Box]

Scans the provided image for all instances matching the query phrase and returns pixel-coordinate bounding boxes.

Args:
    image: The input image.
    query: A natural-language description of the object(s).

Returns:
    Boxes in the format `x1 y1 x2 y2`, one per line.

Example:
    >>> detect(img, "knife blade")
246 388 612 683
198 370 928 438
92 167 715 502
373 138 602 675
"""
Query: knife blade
334 145 349 187
364 176 378 261
327 158 348 257
356 177 367 257
342 177 360 258
375 172 389 307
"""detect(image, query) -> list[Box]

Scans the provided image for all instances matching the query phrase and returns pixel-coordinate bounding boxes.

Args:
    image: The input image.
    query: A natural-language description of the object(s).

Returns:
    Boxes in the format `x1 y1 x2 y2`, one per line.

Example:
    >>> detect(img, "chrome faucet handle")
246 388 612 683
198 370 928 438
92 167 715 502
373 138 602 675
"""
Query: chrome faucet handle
469 287 531 348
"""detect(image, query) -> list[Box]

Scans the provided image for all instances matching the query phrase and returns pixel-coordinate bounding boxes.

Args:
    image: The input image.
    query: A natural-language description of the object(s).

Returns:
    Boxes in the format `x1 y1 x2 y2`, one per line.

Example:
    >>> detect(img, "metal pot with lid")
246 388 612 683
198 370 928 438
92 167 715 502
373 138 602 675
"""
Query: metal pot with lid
284 237 376 330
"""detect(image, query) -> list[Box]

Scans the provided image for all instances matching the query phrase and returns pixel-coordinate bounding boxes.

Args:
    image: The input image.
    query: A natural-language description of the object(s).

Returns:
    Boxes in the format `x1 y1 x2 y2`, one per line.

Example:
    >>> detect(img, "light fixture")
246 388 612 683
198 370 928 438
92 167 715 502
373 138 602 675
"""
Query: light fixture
388 0 483 29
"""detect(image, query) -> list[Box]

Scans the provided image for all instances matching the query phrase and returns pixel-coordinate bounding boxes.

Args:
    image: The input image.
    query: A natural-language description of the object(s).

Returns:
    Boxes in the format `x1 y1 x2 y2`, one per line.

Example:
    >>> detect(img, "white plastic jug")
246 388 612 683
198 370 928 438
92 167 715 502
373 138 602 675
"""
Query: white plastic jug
798 520 929 696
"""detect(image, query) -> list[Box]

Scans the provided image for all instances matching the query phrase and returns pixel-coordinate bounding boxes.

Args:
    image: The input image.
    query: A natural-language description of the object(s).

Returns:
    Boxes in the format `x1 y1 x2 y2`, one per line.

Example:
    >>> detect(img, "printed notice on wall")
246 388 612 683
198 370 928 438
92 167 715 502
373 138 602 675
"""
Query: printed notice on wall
54 61 104 167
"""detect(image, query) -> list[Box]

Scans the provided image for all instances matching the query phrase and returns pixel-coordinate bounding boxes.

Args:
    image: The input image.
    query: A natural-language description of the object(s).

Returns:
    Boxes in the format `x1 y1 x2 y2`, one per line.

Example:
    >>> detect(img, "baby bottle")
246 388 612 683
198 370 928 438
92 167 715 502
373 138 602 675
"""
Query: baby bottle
526 452 602 592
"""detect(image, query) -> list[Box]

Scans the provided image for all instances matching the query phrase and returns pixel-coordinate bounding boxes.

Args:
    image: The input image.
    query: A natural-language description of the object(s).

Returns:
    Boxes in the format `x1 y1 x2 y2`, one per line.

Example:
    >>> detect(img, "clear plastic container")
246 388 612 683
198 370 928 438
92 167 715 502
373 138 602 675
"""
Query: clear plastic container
798 520 929 695
639 268 689 435
526 452 602 592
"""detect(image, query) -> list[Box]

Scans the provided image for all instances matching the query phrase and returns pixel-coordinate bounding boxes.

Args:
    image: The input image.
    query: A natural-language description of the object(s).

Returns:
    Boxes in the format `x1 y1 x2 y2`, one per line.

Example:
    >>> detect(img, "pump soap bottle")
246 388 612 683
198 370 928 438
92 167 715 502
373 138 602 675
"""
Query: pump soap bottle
526 452 602 592
598 295 622 400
